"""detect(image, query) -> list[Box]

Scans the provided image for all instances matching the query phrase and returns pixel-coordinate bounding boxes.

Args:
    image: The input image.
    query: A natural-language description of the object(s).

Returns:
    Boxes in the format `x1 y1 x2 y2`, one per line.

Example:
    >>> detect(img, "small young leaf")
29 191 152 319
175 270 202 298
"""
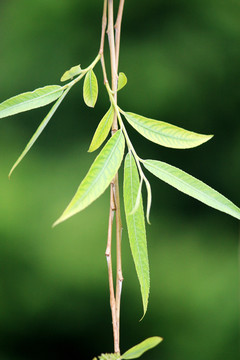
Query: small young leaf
9 88 70 177
117 72 127 91
124 152 150 317
143 160 240 220
83 70 98 108
88 106 114 152
124 112 213 149
61 65 82 82
0 85 64 119
53 130 125 226
121 337 163 359
144 177 152 224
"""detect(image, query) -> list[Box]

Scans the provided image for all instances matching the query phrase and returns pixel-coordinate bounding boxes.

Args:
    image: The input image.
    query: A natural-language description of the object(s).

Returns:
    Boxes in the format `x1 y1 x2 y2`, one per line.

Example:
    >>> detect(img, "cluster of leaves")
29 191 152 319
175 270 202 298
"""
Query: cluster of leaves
1 55 240 320
93 337 162 360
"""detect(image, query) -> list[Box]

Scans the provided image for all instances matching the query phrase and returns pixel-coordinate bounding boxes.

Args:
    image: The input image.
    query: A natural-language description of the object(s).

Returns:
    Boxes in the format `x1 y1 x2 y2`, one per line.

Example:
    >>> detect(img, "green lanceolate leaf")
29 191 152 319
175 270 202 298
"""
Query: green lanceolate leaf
124 112 213 149
9 87 71 177
124 152 150 316
117 72 127 91
143 160 240 220
54 130 125 226
144 177 152 224
121 337 163 359
88 106 114 152
61 65 82 82
0 85 64 119
83 69 98 108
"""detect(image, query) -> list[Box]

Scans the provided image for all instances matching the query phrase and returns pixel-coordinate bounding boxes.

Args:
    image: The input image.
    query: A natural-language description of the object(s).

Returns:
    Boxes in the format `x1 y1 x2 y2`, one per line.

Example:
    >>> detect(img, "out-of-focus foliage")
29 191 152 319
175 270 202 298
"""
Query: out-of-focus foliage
0 0 239 359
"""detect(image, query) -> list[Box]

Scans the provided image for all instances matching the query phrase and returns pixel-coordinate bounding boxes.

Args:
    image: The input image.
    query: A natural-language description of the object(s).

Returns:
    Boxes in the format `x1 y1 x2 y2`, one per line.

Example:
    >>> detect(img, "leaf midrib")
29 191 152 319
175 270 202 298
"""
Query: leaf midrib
127 114 206 143
0 86 62 113
69 132 123 210
145 160 240 218
128 155 147 308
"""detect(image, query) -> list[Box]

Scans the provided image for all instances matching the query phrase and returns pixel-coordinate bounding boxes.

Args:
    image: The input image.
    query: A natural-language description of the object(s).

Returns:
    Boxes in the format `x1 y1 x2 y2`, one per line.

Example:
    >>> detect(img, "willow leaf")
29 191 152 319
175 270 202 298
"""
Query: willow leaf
61 65 82 82
124 152 150 317
143 160 240 220
54 130 125 226
124 112 213 149
144 177 152 224
88 106 114 152
117 72 127 91
83 70 98 108
0 85 63 119
9 88 70 177
121 337 163 359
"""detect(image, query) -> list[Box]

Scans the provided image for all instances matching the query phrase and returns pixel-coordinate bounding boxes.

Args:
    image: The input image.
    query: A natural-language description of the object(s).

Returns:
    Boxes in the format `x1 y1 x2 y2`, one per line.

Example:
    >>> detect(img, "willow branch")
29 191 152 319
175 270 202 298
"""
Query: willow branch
99 0 108 85
107 0 124 355
115 0 125 72
105 183 118 352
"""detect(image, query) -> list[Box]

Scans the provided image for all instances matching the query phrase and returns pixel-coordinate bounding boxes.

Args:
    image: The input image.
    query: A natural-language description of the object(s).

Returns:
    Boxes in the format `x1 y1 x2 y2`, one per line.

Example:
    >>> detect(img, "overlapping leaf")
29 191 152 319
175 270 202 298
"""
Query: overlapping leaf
124 112 213 149
88 106 114 152
143 160 240 220
121 337 163 359
61 65 82 82
117 72 127 91
54 130 125 226
124 152 150 316
83 69 98 107
9 88 70 177
0 85 63 119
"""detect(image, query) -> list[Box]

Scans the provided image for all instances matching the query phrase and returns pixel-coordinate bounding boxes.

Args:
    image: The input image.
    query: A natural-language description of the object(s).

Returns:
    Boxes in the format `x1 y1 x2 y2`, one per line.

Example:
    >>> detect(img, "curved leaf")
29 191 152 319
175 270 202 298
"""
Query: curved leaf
88 106 114 152
61 65 82 82
9 88 70 177
144 177 152 224
121 337 163 359
83 70 98 108
124 152 150 317
0 85 63 119
118 72 127 91
124 112 213 149
143 160 240 220
53 130 125 226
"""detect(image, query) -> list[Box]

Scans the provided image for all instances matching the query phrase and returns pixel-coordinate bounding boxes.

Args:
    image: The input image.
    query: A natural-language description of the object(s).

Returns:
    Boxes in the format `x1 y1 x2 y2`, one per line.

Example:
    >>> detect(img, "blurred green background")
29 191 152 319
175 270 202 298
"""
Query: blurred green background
0 0 239 359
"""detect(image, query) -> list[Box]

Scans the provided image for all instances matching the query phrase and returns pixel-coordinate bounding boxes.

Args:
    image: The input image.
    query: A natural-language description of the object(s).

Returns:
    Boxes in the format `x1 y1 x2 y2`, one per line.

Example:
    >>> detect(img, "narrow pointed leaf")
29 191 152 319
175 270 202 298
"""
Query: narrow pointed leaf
121 337 163 359
83 70 98 108
54 130 125 226
0 85 64 119
9 88 70 177
124 153 150 316
117 72 127 91
144 177 152 224
124 112 213 149
88 106 114 152
61 65 82 82
143 160 240 220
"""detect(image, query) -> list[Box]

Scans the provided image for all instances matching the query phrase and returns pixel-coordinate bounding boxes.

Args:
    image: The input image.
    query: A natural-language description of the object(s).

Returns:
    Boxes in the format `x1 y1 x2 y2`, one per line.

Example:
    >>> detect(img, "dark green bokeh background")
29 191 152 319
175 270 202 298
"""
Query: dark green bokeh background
0 1 239 359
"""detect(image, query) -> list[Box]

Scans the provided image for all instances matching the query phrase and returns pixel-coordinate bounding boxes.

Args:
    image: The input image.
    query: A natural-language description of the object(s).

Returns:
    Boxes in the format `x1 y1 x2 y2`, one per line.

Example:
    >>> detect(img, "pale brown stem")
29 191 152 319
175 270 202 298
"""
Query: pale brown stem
99 0 108 85
115 0 125 72
107 0 118 133
107 0 124 354
105 183 118 352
